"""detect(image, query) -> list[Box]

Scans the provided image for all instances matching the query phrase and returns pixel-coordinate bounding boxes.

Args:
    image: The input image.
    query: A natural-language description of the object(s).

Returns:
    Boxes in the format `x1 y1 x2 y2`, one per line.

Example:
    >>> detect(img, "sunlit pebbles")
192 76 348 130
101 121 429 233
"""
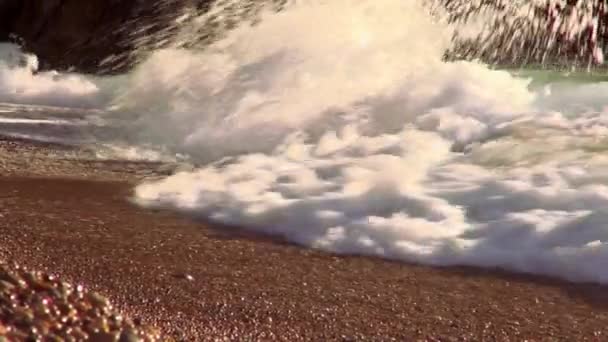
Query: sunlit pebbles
0 263 162 341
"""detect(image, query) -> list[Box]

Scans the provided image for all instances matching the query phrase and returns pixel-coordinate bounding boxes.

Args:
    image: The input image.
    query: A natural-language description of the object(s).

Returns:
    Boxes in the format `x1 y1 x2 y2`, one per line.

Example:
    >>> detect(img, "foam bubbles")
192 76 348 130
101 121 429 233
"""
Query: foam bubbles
124 0 608 283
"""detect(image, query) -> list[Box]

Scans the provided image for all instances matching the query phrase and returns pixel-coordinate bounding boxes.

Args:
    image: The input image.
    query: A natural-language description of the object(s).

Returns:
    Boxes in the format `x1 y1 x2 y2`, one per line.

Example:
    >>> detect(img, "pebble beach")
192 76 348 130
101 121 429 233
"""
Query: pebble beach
1 138 608 341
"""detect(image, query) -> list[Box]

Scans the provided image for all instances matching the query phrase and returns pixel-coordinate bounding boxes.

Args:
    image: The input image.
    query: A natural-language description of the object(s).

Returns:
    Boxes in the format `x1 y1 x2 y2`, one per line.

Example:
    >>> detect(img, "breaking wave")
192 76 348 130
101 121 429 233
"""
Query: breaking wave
0 43 108 109
126 0 608 283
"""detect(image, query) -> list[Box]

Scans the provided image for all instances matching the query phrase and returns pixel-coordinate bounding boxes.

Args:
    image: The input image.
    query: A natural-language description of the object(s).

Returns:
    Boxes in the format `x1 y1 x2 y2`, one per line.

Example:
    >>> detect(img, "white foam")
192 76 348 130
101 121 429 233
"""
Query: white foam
94 144 184 162
0 43 105 109
0 117 83 125
120 0 608 283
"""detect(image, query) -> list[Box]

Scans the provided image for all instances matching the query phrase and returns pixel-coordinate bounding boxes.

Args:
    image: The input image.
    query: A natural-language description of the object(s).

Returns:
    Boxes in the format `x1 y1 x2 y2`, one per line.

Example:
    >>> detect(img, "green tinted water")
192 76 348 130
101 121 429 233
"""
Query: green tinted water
507 68 608 87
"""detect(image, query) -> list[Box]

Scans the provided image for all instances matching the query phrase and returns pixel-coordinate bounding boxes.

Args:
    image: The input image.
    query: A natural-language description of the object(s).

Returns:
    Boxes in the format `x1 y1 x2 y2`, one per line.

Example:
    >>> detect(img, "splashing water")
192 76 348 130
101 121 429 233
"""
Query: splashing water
125 0 608 70
445 0 608 69
0 43 103 108
122 0 608 283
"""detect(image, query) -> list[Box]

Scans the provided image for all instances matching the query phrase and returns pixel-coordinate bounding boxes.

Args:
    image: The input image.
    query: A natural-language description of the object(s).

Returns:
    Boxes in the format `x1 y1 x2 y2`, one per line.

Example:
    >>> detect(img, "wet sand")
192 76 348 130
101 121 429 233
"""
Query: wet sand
2 139 608 341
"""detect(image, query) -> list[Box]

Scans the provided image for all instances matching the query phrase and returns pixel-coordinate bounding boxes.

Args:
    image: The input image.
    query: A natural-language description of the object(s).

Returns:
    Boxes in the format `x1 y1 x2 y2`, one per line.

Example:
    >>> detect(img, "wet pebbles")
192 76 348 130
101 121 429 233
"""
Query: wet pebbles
0 263 162 341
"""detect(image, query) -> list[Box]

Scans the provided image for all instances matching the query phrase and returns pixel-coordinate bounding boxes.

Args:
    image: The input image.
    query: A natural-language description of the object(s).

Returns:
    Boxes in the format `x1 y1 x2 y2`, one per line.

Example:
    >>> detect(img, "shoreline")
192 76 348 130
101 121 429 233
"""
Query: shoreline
2 139 608 340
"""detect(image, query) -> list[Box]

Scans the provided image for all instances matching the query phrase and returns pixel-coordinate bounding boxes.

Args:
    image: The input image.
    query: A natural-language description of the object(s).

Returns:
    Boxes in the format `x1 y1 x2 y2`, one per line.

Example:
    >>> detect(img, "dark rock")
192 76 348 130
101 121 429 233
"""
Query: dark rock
0 0 21 41
0 0 213 74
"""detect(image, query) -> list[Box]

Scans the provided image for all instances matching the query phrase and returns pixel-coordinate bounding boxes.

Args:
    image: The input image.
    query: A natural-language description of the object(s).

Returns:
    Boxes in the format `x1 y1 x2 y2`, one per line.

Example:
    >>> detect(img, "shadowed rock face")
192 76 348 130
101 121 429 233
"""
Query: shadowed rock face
0 0 212 74
2 0 126 72
0 0 19 41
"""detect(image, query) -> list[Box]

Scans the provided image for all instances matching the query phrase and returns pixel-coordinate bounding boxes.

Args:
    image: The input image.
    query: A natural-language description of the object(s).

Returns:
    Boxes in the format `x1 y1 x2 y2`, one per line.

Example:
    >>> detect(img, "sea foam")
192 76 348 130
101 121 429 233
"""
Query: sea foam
128 0 608 283
0 43 103 109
